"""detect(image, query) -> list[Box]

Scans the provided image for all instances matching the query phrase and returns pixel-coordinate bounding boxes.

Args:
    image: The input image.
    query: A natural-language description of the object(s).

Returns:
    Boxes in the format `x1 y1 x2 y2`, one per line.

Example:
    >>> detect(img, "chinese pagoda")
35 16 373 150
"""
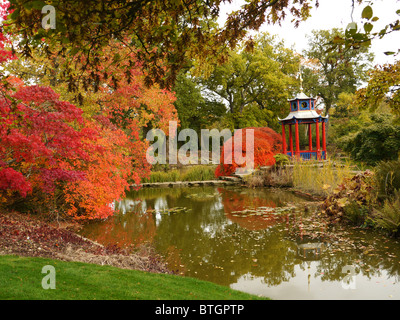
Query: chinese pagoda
278 75 328 160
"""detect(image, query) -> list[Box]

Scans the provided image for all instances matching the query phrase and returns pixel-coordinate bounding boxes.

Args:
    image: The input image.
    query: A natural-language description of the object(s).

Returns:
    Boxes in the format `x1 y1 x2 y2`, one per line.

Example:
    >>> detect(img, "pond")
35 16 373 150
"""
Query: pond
80 186 400 300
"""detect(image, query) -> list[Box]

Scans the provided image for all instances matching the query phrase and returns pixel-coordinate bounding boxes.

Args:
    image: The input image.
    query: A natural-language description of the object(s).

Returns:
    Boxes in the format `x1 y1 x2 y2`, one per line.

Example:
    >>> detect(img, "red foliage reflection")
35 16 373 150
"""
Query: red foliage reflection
82 208 156 251
218 188 284 230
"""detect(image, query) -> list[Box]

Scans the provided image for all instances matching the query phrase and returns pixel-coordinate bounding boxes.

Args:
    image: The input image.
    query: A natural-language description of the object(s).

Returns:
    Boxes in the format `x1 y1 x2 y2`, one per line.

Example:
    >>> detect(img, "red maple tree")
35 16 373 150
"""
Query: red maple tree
0 11 177 220
215 127 282 177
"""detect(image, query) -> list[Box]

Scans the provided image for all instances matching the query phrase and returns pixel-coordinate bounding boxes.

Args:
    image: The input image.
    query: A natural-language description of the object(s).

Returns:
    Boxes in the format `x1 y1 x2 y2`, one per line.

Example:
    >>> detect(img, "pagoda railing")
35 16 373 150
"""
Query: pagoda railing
286 151 326 161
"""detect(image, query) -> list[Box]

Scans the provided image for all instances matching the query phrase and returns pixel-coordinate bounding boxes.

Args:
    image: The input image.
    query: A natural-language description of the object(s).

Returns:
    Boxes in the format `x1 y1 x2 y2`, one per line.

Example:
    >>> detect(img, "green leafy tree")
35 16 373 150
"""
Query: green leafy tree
329 91 400 163
333 2 400 121
329 92 365 145
195 33 300 129
302 28 374 116
332 92 359 119
356 60 400 117
173 72 226 132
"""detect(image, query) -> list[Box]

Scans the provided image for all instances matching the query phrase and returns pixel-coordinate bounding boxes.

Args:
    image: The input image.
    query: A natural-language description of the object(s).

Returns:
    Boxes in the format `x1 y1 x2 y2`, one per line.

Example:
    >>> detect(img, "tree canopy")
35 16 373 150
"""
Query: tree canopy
0 4 179 220
191 33 300 129
4 0 316 90
356 60 400 117
302 28 374 115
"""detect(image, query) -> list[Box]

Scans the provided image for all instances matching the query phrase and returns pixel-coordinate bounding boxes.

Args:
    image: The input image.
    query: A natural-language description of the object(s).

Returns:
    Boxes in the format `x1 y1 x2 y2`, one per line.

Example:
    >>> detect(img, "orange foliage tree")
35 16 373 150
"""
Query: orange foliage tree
0 80 151 220
0 19 177 220
215 127 282 177
75 40 178 135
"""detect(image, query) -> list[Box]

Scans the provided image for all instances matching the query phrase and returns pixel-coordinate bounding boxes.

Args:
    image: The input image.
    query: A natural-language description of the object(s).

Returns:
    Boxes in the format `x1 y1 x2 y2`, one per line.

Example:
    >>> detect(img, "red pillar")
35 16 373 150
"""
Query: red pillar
289 125 294 157
295 120 300 159
316 121 320 160
308 123 312 151
322 121 327 160
282 124 287 155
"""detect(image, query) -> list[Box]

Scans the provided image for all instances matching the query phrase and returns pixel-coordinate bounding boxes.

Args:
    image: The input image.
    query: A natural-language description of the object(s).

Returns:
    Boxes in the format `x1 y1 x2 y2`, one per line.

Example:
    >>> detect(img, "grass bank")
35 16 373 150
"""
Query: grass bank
0 255 266 300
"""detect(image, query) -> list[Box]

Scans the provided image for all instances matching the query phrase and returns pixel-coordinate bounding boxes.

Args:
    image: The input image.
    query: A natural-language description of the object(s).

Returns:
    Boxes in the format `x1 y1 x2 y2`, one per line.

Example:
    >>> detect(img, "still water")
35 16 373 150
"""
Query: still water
80 186 400 300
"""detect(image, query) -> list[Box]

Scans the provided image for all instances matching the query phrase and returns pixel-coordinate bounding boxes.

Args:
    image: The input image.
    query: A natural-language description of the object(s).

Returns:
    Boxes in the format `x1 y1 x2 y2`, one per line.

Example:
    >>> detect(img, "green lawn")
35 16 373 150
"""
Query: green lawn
0 255 267 300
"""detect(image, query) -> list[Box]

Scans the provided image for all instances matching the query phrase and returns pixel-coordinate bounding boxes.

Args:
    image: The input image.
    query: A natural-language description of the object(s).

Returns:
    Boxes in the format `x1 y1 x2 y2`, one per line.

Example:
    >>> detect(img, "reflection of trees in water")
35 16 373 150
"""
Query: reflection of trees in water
156 216 299 286
125 186 217 202
218 186 306 208
379 260 400 283
287 213 400 284
152 187 302 286
80 210 156 250
314 238 400 284
218 187 282 231
81 186 400 288
115 199 141 215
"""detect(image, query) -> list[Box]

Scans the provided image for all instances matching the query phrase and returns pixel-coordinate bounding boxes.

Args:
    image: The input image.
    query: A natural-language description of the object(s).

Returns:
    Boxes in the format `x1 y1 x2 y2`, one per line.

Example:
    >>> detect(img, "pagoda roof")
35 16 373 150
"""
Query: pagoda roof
288 91 315 101
278 110 329 123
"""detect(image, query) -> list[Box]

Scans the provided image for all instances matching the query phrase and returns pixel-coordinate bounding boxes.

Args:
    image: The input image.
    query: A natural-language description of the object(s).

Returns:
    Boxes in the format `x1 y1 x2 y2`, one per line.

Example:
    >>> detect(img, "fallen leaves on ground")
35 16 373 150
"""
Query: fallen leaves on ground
0 211 171 274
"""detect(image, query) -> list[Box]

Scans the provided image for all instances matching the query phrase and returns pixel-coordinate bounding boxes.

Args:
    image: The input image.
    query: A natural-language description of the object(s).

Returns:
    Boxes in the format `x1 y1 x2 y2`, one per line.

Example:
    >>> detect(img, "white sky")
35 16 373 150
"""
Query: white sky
218 0 400 66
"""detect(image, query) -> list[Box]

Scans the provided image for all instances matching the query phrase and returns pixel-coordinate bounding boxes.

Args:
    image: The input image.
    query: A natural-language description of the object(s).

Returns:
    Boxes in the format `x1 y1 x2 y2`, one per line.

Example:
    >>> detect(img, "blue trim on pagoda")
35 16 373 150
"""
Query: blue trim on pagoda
287 151 327 161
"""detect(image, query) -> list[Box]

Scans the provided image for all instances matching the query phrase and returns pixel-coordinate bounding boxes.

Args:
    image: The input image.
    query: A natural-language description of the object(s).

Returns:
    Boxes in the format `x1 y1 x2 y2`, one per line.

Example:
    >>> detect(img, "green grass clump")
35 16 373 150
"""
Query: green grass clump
292 159 352 196
0 255 265 300
372 191 400 236
180 166 216 181
142 165 216 183
374 160 400 198
145 170 181 183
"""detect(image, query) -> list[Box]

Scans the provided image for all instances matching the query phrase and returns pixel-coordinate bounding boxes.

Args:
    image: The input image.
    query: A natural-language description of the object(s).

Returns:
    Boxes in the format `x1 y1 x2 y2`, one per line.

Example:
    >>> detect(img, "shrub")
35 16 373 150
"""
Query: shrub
143 170 180 183
215 127 282 177
343 201 370 226
181 166 215 181
270 167 293 187
143 165 216 183
372 191 400 236
374 160 400 198
273 153 290 167
340 116 400 164
322 170 376 224
245 174 268 188
243 169 274 188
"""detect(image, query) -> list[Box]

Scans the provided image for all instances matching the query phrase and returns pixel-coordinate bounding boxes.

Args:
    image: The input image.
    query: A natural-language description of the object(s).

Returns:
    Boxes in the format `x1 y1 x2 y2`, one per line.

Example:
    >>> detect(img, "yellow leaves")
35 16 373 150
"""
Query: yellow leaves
337 197 349 208
333 187 341 195
322 170 377 224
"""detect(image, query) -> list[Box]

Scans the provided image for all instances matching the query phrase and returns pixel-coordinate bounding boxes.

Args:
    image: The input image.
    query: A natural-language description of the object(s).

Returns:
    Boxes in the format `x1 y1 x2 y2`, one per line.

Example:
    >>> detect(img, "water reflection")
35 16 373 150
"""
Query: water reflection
80 186 400 299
